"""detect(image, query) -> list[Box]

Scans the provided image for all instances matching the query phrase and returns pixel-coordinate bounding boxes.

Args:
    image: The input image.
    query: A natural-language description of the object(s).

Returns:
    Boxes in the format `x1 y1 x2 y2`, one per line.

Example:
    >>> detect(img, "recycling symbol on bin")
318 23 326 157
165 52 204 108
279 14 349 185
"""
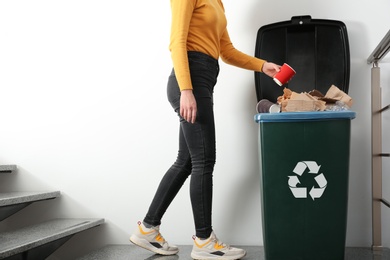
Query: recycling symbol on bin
288 161 327 200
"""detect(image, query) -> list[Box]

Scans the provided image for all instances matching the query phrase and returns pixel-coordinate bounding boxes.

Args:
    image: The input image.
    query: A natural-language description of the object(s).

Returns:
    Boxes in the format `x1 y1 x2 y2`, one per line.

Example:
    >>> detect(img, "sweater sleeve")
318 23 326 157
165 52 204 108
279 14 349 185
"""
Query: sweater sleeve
169 0 196 91
216 0 265 72
220 28 266 72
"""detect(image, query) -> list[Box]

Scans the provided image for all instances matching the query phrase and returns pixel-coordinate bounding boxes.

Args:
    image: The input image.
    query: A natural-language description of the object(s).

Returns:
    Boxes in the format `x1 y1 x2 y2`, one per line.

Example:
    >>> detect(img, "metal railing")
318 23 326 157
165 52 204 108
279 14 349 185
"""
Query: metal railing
367 29 390 251
368 30 390 64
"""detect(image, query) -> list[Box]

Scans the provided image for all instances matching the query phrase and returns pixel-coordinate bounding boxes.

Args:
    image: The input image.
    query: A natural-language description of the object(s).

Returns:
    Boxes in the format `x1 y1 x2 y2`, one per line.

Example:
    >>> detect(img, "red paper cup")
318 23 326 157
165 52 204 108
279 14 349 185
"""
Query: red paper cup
273 63 296 86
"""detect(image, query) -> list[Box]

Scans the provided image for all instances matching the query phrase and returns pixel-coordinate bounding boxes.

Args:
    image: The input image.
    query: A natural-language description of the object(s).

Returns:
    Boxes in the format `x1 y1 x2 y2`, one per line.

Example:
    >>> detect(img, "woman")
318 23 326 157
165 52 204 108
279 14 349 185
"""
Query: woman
130 0 280 259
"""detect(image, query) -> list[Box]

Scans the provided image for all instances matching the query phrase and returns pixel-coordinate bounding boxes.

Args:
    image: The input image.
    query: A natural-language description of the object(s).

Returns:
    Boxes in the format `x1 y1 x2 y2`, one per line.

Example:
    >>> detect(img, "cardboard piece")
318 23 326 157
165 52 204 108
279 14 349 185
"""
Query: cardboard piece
277 85 353 112
323 85 353 107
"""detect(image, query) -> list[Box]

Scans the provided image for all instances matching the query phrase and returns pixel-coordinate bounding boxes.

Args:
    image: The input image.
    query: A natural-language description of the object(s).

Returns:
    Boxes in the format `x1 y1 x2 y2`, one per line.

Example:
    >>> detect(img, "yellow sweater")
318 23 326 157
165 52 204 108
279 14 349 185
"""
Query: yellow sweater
169 0 266 91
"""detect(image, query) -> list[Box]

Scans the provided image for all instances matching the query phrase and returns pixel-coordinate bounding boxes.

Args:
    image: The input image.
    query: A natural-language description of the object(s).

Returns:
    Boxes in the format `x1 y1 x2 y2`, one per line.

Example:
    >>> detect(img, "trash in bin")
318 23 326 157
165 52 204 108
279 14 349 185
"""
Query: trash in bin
276 85 353 112
257 85 354 114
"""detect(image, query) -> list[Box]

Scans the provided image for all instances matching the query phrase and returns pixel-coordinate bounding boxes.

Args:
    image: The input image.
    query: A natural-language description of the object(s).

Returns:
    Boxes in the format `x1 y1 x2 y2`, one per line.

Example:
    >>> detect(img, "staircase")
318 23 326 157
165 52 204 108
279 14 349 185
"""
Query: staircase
0 165 104 259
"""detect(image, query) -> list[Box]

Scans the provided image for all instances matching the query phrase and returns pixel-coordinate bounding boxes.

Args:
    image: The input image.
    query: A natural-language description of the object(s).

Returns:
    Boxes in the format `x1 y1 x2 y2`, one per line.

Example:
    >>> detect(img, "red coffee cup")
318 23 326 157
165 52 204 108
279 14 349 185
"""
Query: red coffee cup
273 63 296 86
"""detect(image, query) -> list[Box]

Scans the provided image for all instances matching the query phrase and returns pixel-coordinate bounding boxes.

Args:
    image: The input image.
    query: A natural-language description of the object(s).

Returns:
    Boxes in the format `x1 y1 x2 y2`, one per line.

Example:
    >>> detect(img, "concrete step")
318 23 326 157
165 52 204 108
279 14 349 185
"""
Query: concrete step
0 165 17 173
0 191 61 221
0 218 104 259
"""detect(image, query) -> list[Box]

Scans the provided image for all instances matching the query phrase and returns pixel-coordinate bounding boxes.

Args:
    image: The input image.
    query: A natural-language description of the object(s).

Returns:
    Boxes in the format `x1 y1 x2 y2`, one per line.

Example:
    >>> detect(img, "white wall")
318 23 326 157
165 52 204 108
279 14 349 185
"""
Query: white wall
1 0 390 257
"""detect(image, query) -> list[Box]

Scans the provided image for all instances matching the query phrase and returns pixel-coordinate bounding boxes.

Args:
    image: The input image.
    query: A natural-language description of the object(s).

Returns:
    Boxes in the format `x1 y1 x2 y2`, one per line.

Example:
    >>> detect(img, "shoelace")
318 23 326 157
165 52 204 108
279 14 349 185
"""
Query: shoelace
211 235 230 249
192 234 231 249
156 233 166 243
151 227 168 245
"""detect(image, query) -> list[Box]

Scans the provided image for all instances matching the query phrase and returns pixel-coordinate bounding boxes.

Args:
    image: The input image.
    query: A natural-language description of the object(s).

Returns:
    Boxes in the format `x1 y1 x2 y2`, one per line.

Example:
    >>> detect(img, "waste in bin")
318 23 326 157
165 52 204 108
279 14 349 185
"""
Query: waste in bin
254 111 355 260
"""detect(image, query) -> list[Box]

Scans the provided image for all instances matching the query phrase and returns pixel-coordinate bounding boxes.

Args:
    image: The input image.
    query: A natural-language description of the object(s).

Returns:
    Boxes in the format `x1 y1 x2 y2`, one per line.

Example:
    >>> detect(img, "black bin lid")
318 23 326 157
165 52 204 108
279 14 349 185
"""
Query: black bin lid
254 15 350 102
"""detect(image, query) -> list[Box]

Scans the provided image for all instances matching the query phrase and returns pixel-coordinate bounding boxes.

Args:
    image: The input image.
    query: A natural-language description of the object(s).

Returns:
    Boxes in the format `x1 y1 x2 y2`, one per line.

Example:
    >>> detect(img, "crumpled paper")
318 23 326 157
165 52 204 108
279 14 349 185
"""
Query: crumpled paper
277 85 353 112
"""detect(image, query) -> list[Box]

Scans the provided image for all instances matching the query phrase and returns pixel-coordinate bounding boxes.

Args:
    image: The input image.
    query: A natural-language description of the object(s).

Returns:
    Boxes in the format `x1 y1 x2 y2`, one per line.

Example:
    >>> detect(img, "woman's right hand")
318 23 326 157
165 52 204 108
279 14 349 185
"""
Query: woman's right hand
262 62 281 78
180 90 197 124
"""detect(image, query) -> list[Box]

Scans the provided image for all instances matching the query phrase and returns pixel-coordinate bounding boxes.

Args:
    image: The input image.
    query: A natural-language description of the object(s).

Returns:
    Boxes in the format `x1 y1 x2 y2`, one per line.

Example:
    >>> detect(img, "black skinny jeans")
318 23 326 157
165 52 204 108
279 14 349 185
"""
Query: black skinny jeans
144 51 219 239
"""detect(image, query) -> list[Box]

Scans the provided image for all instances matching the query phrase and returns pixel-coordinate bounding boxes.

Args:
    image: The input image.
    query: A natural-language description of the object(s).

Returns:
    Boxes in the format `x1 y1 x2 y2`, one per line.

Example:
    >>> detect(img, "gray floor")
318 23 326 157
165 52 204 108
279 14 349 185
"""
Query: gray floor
77 245 390 260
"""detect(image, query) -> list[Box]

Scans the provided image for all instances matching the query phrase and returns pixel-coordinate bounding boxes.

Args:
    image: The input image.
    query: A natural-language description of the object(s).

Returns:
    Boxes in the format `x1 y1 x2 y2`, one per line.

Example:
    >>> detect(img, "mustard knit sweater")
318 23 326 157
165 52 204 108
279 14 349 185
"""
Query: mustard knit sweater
169 0 266 91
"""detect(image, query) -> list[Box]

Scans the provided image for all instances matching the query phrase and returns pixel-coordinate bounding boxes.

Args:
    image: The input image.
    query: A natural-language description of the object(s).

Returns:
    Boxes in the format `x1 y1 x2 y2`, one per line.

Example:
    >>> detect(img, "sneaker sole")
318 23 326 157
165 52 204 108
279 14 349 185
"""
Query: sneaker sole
191 251 246 260
129 234 179 255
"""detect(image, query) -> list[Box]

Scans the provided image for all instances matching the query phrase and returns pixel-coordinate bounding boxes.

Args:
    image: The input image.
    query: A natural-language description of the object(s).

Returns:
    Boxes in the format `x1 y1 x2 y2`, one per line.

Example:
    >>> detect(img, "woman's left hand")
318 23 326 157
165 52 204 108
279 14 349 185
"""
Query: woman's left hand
262 62 281 78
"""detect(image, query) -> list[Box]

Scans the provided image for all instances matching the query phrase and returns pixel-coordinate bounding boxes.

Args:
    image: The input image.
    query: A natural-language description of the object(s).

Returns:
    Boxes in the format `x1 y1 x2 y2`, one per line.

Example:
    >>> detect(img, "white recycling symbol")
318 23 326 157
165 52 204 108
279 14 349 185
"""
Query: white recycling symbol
288 161 327 200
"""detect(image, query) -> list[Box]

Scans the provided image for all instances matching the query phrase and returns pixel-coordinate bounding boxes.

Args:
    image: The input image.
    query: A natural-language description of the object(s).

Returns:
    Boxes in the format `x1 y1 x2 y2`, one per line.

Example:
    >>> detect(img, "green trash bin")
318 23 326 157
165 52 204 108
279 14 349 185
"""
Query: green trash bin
254 111 356 260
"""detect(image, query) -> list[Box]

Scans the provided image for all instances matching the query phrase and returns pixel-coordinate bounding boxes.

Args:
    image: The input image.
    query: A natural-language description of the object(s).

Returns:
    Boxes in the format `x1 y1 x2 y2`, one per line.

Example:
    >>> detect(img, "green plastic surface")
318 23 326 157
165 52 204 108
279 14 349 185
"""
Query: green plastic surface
257 116 353 260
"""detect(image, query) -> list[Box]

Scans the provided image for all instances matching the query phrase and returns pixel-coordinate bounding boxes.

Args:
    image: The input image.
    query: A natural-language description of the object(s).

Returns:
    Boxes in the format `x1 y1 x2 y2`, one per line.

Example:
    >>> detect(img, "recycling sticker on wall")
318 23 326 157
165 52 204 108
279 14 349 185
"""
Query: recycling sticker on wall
288 161 327 200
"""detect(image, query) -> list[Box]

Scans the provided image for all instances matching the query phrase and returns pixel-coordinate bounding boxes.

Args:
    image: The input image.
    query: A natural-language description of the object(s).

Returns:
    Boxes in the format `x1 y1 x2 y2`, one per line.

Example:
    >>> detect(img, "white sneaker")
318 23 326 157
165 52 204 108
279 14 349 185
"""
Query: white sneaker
191 231 246 259
130 221 179 255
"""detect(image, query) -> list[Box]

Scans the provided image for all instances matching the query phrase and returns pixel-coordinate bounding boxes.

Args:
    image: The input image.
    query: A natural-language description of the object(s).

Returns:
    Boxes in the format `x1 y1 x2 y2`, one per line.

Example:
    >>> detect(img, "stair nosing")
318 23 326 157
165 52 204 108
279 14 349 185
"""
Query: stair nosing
0 165 17 173
0 191 61 206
